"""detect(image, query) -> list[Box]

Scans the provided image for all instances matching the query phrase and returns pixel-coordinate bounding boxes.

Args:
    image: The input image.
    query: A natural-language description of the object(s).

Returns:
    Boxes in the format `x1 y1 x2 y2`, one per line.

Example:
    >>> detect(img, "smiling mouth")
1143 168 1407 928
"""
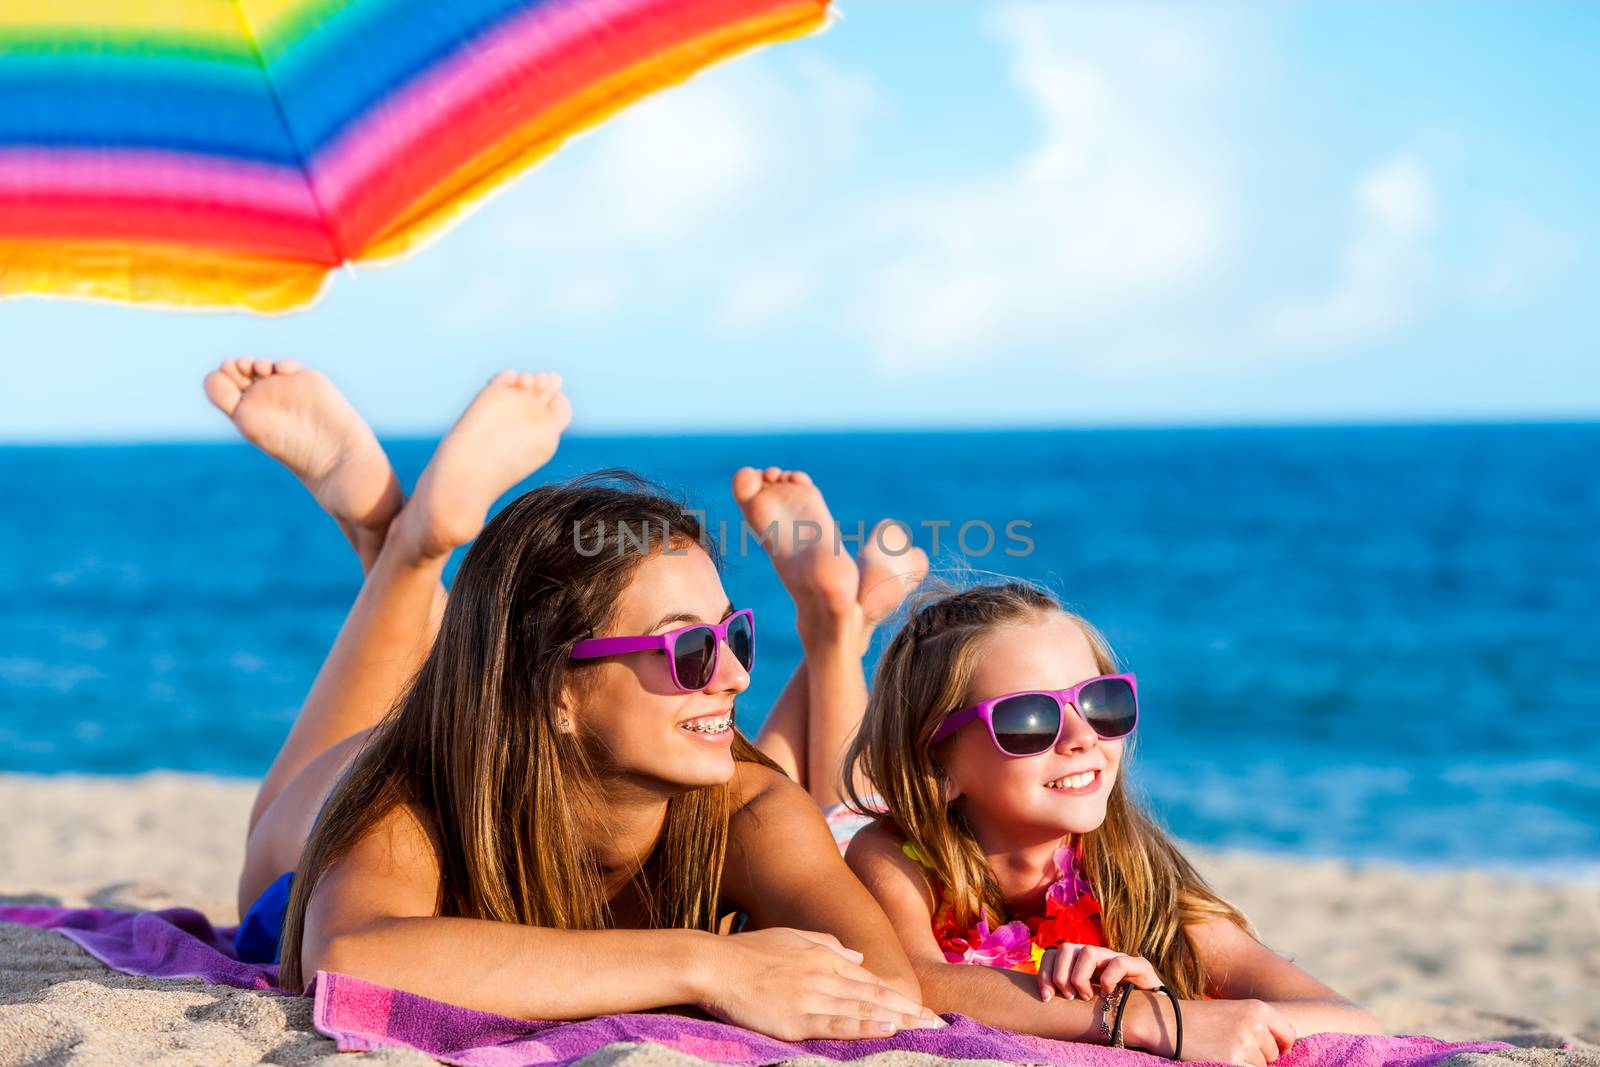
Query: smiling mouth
679 711 733 736
1044 770 1100 791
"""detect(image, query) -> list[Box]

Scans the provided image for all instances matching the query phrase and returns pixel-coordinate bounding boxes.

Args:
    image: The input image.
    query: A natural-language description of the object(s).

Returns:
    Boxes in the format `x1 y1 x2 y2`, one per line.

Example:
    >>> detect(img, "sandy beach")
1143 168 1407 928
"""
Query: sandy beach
1 772 1595 1066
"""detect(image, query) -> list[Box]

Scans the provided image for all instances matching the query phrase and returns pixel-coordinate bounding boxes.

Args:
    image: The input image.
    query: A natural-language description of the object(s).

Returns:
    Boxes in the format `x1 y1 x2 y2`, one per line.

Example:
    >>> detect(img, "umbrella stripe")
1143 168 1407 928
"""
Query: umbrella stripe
0 57 301 163
0 236 332 312
0 149 317 215
0 192 341 261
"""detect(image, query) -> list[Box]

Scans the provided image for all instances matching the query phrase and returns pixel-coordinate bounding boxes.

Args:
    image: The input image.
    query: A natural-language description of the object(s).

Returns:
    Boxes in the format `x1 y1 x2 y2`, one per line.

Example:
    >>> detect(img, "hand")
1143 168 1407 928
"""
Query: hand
696 928 942 1041
1125 993 1297 1066
1036 943 1165 1002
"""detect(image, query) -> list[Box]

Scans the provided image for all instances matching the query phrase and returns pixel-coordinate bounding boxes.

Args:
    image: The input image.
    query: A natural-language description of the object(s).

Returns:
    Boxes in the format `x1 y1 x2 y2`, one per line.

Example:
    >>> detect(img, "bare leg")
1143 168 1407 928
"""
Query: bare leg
237 372 572 913
735 469 928 807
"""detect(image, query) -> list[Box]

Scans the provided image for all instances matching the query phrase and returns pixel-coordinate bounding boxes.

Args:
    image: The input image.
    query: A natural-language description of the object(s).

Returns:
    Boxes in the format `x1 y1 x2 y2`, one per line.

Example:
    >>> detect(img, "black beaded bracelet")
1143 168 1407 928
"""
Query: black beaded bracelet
1155 985 1183 1061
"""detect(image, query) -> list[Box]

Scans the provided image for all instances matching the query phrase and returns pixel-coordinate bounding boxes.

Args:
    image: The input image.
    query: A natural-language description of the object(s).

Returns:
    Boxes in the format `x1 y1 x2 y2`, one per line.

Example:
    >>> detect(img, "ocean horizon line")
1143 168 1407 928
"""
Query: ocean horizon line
3 414 1598 449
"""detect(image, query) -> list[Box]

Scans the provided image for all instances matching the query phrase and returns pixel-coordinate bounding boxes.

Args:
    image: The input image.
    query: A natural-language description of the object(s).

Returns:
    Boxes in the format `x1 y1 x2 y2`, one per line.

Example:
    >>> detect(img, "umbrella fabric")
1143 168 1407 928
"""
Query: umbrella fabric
0 0 829 312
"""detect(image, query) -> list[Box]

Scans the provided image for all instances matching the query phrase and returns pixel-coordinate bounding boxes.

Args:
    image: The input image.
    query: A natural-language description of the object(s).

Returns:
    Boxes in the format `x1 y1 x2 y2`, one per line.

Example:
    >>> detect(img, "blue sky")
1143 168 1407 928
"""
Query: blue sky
1 1 1595 441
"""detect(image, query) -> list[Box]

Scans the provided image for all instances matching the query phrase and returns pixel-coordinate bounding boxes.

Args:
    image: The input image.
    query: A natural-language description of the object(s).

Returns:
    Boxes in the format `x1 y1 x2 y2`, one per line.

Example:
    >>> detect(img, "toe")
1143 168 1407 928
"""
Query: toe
276 358 304 374
547 390 574 429
217 359 249 390
517 371 535 389
731 467 764 506
868 518 911 556
764 466 783 482
202 370 243 416
491 369 517 386
252 358 274 378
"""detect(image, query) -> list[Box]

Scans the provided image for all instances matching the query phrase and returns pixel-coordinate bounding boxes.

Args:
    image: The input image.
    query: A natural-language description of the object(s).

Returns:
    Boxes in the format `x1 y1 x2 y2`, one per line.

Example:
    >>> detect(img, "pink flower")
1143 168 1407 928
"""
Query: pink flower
1045 844 1093 910
941 918 1036 969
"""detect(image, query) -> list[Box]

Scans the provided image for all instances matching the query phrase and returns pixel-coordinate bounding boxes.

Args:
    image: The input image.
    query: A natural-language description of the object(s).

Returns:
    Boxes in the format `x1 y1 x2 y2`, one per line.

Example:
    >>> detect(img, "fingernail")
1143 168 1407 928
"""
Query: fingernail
876 1022 896 1034
919 1016 948 1029
1042 988 1053 1002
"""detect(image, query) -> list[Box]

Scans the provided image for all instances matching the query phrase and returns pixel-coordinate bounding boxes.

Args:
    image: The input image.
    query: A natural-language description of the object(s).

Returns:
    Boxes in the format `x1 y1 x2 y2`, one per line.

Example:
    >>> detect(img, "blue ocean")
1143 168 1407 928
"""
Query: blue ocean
2 424 1596 876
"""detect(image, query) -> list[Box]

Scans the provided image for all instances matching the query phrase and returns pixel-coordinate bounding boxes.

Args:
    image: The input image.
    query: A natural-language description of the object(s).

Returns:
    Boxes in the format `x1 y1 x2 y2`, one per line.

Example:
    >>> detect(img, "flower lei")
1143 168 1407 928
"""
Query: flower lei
903 839 1106 974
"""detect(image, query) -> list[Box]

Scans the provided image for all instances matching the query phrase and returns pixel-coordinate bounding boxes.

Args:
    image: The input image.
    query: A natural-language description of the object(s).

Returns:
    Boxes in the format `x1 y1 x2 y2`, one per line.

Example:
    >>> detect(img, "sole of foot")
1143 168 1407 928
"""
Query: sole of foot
203 358 401 533
395 370 572 561
731 466 864 623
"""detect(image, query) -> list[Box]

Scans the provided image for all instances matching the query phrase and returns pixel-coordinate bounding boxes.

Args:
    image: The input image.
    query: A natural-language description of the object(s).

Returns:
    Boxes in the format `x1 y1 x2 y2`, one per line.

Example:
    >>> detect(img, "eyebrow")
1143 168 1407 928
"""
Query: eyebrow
648 603 736 633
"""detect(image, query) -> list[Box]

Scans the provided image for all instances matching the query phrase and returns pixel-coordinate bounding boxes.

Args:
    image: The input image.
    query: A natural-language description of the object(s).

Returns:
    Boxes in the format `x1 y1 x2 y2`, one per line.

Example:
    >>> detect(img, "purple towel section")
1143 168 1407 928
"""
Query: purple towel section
0 903 279 991
2 906 1514 1067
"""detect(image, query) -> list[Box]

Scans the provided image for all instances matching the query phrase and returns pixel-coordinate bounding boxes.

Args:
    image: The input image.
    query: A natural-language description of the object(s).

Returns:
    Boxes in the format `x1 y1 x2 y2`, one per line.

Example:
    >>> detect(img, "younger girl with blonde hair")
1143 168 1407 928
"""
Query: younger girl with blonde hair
842 582 1381 1066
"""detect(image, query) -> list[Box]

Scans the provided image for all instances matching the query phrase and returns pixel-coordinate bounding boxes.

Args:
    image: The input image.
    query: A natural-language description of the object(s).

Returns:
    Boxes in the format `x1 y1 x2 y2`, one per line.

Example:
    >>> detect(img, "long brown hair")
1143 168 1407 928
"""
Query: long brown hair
843 581 1254 1000
279 471 777 990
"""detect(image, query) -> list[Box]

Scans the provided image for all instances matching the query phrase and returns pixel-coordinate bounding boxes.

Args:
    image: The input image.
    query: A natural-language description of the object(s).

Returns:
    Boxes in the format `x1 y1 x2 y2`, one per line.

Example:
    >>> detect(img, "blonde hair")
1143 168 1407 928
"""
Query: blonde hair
843 580 1255 1000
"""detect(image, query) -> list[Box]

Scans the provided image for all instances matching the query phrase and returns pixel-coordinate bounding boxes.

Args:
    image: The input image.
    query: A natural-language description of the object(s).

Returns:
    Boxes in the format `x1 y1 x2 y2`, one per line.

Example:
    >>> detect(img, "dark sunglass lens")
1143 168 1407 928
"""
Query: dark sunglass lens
672 628 718 690
726 614 755 671
990 694 1062 755
1077 678 1137 737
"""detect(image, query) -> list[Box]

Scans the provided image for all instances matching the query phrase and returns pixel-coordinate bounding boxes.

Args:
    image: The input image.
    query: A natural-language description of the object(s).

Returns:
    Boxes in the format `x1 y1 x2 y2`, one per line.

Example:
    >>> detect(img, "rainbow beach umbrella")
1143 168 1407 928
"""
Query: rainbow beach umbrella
0 0 830 313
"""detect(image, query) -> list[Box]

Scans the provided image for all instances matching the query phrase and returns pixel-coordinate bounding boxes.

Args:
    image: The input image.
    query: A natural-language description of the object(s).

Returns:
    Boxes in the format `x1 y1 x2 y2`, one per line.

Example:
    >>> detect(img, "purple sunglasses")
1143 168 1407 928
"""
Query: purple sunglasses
569 608 755 692
930 673 1139 757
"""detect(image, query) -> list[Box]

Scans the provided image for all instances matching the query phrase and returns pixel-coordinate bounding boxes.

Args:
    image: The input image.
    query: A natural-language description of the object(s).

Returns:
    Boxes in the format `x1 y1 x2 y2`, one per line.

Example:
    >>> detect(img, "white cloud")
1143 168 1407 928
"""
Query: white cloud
854 3 1240 369
1260 156 1438 350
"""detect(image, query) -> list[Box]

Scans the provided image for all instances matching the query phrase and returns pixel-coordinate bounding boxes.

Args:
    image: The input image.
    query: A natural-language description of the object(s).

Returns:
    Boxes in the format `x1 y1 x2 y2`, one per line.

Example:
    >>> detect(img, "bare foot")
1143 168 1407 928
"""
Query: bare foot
856 519 930 650
392 371 572 560
203 358 402 564
732 467 862 626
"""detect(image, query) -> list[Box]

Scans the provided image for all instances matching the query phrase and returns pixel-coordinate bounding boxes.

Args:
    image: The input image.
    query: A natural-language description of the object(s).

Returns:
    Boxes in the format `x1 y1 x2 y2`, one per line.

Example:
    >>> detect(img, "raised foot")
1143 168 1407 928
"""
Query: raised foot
394 370 572 561
203 357 401 533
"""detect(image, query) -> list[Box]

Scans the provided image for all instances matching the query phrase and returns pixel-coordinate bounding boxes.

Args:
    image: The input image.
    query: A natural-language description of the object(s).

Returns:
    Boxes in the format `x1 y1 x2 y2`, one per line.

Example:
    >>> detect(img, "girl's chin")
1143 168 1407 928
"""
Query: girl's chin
663 752 738 790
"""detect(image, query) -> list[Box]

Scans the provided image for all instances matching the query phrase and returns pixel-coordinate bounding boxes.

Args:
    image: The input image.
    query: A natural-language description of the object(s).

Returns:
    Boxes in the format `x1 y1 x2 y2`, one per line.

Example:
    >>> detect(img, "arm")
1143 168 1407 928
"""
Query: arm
723 763 921 1004
1181 917 1383 1036
302 804 711 1017
845 826 1334 1062
843 823 1111 1041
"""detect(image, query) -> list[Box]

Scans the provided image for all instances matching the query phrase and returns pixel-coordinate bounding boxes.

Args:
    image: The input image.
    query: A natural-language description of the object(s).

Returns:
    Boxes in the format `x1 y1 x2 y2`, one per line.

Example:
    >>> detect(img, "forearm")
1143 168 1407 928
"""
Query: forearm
916 961 1106 1041
316 915 717 1019
1261 998 1383 1036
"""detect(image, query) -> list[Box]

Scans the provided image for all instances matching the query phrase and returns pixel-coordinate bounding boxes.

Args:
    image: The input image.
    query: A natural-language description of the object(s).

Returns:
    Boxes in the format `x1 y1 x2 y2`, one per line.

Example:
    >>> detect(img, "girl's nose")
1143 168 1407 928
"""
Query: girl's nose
1055 703 1097 753
710 637 751 695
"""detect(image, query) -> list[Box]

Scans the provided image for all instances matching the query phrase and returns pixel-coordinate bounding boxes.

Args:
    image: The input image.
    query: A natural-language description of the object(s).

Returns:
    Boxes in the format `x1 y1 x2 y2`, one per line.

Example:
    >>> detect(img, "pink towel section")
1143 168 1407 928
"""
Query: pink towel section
3 905 1515 1067
313 969 1512 1067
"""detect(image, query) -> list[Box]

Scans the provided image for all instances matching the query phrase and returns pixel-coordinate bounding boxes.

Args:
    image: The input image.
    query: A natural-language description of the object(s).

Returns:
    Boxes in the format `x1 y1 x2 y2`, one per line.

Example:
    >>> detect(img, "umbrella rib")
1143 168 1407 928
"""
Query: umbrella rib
229 1 348 268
